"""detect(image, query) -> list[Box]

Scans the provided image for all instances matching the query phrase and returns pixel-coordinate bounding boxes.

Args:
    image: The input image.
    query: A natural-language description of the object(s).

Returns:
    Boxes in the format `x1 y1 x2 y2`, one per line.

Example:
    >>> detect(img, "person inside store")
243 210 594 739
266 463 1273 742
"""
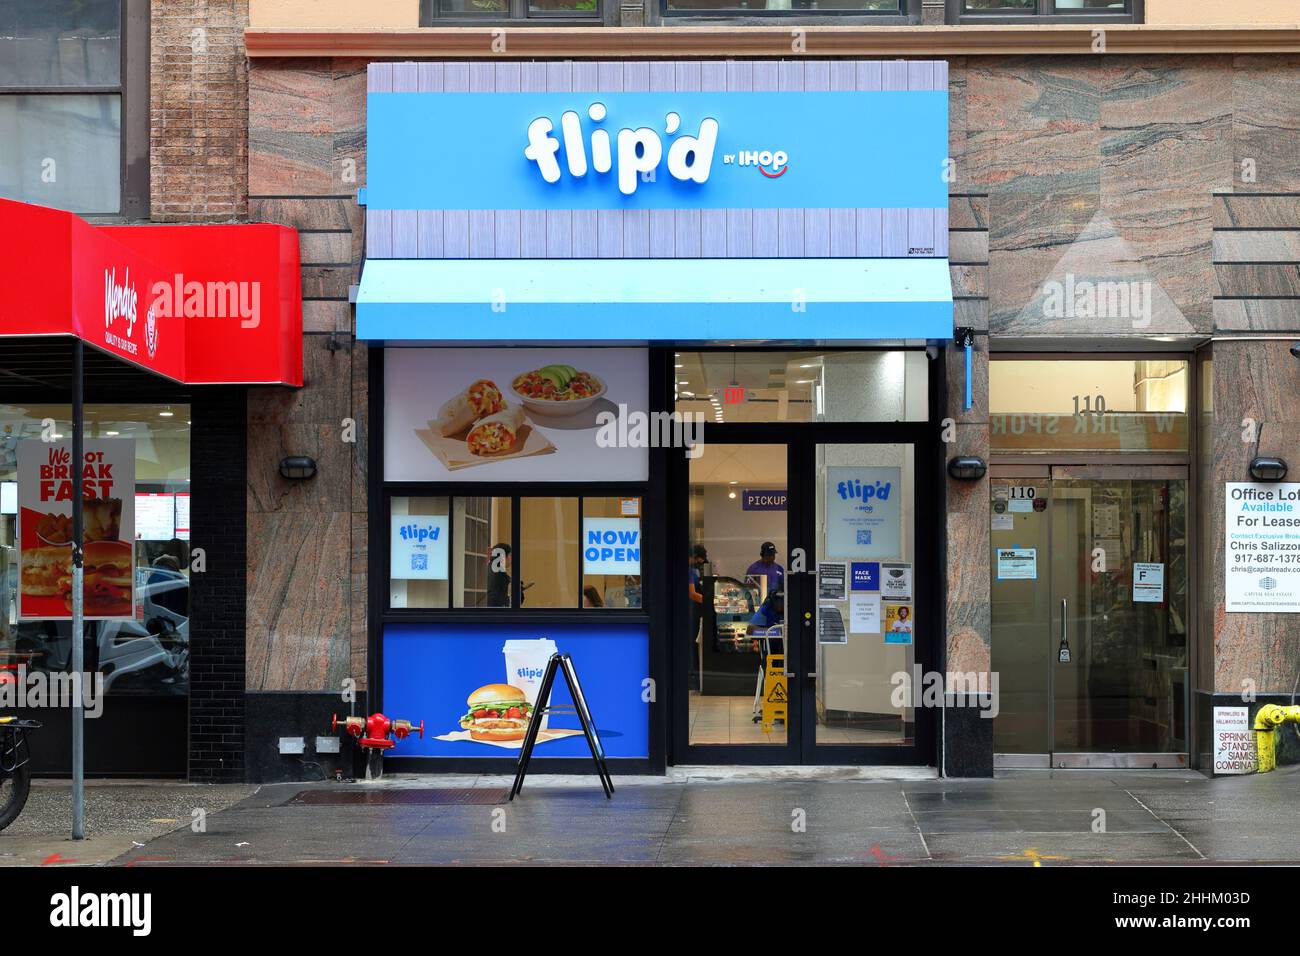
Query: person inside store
688 544 709 688
485 543 531 607
745 541 785 597
688 544 709 629
583 586 604 608
748 587 785 655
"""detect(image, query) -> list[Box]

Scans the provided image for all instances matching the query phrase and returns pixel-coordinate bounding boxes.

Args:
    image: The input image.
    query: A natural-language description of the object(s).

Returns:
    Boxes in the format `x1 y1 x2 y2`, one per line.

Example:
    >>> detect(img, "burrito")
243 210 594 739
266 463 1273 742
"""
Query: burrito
467 404 525 457
435 379 505 436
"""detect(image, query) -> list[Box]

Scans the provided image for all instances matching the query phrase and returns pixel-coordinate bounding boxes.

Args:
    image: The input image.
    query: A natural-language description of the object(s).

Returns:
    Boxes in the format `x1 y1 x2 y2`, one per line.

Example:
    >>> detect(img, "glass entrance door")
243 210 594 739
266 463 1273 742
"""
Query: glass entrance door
991 468 1190 768
684 442 795 757
676 434 933 765
801 441 927 762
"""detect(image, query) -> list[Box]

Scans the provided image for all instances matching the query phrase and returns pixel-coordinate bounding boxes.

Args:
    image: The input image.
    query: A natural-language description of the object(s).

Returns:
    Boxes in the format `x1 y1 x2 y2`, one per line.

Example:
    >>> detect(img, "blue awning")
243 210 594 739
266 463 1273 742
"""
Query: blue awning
356 258 952 344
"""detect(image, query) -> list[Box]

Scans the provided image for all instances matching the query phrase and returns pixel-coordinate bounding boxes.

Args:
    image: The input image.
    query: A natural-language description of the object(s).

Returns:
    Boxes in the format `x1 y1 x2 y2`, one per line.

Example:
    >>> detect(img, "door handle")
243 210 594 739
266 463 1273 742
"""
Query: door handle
806 672 818 679
784 671 796 679
1058 597 1072 664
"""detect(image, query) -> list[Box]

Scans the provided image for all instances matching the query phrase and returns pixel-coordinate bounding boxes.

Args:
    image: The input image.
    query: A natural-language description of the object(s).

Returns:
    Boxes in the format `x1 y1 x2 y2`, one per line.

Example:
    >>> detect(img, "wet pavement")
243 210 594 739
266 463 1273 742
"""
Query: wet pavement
21 764 1285 866
0 780 254 866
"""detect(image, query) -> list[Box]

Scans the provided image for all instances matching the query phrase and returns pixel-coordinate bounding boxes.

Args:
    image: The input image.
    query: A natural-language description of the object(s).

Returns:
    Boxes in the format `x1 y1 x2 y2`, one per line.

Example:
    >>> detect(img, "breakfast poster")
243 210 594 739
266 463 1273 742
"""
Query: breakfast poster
383 348 650 482
17 438 135 621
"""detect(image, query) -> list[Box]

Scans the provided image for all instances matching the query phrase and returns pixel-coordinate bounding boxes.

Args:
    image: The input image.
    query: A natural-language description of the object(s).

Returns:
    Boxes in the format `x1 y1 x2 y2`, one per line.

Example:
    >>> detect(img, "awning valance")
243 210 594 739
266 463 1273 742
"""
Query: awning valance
0 198 303 386
356 258 952 344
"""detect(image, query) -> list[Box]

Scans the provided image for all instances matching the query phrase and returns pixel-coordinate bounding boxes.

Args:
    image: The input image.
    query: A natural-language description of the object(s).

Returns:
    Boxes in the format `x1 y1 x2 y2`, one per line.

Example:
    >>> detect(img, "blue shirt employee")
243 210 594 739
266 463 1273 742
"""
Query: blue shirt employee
745 541 785 594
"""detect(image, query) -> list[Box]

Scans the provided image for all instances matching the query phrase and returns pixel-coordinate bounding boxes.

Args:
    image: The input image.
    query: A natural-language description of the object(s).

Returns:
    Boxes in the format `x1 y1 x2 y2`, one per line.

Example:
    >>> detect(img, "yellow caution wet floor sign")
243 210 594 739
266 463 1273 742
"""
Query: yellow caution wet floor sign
762 654 788 733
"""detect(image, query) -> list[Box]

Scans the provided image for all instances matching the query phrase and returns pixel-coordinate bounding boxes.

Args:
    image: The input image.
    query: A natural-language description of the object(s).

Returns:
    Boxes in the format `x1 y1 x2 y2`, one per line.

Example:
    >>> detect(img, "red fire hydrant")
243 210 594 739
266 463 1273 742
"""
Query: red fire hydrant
331 713 423 780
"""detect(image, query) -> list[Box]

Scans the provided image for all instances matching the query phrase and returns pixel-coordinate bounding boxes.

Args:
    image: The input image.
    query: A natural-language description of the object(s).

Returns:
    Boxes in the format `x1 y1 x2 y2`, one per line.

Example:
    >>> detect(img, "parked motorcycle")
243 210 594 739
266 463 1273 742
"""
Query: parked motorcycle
0 715 40 832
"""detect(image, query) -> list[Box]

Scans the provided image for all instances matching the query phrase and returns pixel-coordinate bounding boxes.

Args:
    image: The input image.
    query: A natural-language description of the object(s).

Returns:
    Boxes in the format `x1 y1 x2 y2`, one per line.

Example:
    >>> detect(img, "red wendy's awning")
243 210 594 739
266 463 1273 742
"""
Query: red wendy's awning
0 197 302 387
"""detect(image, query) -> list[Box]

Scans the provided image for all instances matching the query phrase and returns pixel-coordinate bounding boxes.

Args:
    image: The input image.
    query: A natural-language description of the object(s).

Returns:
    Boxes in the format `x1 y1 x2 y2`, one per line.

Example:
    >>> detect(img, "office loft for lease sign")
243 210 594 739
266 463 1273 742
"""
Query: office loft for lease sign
1226 483 1300 612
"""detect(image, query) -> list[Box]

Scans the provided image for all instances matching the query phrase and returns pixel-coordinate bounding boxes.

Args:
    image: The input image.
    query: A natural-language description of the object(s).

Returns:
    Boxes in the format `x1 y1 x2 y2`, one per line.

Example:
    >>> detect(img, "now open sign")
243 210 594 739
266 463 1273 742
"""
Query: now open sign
583 517 642 575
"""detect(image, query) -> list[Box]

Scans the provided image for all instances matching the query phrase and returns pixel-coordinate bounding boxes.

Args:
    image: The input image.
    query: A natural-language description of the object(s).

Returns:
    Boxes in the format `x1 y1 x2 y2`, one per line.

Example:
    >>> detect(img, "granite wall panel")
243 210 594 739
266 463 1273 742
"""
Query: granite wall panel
244 52 1300 731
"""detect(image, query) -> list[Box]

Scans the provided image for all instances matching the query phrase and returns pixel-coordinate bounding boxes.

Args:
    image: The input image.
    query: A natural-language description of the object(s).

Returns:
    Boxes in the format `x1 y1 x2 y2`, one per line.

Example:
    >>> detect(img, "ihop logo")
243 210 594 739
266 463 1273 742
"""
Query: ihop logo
722 149 790 178
525 103 719 196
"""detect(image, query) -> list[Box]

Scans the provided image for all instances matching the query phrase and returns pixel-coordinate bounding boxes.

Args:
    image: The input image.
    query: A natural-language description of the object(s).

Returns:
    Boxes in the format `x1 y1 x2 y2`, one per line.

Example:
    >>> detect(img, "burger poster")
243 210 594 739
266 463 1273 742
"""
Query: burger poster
382 621 649 759
16 438 135 621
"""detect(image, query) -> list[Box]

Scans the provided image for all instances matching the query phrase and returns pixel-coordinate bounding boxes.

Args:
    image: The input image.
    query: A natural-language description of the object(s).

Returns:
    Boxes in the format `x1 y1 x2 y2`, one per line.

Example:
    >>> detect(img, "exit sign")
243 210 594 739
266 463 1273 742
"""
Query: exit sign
724 386 745 404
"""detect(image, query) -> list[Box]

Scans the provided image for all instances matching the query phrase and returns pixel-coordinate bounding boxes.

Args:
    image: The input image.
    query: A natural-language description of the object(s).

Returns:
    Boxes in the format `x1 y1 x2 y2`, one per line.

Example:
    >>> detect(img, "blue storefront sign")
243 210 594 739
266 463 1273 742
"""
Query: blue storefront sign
742 489 788 511
383 622 650 759
366 91 948 212
582 517 641 574
850 561 880 591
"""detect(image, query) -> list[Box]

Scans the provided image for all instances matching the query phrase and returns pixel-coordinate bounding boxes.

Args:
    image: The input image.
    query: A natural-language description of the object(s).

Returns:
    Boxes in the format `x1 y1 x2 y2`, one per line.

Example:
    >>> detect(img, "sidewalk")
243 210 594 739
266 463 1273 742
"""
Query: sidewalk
5 765 1286 866
0 780 254 867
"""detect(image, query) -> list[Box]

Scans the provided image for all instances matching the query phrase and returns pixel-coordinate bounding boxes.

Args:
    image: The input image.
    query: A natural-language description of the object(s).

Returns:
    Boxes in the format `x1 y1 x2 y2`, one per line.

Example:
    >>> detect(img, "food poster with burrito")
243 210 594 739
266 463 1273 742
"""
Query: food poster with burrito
381 621 650 757
17 438 135 620
384 348 650 481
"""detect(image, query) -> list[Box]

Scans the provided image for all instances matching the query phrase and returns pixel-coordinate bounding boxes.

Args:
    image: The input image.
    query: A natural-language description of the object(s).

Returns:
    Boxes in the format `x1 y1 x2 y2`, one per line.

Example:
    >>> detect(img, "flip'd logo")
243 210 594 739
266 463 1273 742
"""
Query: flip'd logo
398 523 441 544
837 477 892 507
524 103 719 196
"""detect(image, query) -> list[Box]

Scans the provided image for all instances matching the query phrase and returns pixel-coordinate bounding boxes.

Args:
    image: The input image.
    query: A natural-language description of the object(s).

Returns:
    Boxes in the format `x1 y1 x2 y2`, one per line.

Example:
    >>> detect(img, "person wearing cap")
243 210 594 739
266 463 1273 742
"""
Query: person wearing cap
688 544 709 618
746 541 785 596
688 545 709 689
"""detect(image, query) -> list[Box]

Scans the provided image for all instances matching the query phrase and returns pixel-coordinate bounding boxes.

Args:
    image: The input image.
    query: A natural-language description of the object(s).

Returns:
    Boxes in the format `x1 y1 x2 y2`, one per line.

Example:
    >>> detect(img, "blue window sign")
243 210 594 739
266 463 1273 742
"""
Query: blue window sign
850 561 880 591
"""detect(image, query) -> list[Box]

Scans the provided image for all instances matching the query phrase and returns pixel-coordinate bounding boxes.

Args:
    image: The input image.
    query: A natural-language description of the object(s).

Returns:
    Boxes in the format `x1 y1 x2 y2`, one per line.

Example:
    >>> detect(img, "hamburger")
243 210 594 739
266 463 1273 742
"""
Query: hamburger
20 546 72 597
458 683 533 742
71 540 133 617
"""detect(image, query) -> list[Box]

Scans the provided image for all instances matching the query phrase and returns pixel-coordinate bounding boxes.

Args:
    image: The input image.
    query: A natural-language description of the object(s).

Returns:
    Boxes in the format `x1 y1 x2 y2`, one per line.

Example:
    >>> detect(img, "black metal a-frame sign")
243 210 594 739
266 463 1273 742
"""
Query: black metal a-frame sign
509 653 613 800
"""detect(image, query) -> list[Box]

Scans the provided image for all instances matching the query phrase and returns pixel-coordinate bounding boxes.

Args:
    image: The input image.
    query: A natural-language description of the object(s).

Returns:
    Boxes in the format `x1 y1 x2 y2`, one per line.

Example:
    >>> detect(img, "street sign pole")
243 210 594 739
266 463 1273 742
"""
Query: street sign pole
70 338 85 840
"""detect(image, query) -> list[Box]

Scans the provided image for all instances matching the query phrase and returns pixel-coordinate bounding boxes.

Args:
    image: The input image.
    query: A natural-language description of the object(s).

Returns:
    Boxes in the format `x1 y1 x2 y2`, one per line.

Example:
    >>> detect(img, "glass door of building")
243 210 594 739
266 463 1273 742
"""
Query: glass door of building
991 466 1189 768
676 434 934 765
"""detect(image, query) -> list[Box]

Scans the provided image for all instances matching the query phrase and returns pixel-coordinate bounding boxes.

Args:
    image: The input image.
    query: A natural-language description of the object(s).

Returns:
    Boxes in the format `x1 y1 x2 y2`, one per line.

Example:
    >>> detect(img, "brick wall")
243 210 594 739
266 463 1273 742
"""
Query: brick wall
150 0 249 221
189 387 249 782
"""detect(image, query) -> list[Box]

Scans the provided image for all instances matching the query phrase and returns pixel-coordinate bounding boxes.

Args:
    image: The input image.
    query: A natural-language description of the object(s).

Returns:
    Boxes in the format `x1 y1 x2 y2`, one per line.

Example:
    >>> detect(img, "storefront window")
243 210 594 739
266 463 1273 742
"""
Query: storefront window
0 402 191 696
582 496 642 609
455 497 512 609
388 494 645 611
675 350 928 424
520 497 579 609
390 496 451 609
990 358 1189 455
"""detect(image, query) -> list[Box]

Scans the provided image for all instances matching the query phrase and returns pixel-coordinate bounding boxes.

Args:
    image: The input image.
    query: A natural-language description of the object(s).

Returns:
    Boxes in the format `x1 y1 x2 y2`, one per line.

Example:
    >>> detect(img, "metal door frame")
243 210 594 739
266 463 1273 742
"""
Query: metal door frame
990 463 1192 770
672 426 938 766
